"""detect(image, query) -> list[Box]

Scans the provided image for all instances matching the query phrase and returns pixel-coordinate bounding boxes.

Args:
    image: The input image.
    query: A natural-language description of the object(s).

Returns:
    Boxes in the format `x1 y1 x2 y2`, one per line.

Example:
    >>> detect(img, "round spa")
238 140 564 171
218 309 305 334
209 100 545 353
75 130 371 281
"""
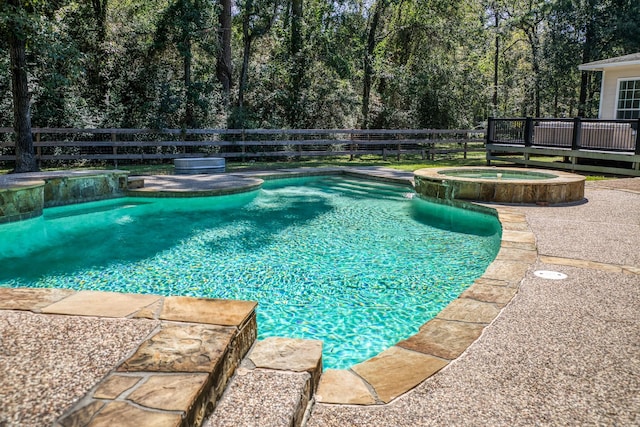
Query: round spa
414 167 585 204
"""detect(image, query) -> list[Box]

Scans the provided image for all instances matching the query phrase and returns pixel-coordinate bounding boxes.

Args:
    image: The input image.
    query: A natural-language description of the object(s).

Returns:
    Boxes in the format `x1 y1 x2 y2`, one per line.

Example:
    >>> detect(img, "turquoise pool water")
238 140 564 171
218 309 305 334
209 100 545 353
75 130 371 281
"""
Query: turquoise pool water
440 168 557 180
0 176 501 368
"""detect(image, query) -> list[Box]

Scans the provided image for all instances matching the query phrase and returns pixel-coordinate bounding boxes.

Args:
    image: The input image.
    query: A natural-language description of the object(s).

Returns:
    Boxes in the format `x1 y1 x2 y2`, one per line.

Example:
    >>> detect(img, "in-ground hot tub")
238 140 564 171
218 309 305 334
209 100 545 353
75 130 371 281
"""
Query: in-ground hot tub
414 167 585 204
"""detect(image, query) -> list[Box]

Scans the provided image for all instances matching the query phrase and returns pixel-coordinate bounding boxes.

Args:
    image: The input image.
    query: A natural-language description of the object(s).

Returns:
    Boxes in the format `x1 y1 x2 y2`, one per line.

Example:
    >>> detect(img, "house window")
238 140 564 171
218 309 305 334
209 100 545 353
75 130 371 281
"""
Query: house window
616 79 640 119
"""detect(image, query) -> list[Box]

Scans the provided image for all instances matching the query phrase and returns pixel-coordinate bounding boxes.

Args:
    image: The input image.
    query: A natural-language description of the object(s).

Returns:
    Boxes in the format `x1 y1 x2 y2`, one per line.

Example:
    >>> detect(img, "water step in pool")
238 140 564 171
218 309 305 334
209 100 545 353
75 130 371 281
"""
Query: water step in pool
312 179 409 200
204 337 322 427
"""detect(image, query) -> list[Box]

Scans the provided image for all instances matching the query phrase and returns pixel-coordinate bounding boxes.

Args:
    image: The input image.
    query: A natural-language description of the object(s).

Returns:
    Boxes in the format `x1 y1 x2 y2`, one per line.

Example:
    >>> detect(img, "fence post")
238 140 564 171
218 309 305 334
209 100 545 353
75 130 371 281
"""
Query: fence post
35 132 41 168
241 129 246 162
349 132 354 160
524 117 533 147
571 117 582 150
111 132 118 168
635 118 640 155
396 133 401 161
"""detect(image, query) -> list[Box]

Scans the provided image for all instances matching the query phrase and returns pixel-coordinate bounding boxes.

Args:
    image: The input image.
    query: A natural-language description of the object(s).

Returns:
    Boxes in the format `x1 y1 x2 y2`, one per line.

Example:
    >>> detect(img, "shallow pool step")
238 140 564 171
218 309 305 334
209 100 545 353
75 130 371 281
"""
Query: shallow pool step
311 179 409 200
204 337 323 427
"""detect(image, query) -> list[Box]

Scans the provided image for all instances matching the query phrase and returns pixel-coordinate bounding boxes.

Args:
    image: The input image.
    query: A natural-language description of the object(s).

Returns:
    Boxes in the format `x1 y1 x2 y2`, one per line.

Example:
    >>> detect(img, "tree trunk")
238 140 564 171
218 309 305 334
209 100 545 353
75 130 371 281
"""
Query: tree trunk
217 0 233 103
291 0 303 56
238 14 253 111
89 0 108 108
288 0 304 127
361 0 385 129
9 14 38 173
578 14 595 118
492 9 499 115
183 37 195 128
530 35 541 118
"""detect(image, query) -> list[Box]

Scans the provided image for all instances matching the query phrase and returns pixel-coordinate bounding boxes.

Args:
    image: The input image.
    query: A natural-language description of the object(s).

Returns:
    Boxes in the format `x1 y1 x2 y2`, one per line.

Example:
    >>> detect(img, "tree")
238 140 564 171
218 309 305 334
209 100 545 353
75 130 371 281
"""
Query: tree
216 0 233 102
361 0 387 129
153 0 218 128
503 0 551 118
2 0 39 172
286 0 305 127
234 0 280 126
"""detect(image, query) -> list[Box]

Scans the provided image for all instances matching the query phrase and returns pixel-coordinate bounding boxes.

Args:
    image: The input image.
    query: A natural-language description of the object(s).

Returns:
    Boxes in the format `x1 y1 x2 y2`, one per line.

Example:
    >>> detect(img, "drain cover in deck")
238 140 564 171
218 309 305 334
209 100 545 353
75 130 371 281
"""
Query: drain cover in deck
534 270 568 280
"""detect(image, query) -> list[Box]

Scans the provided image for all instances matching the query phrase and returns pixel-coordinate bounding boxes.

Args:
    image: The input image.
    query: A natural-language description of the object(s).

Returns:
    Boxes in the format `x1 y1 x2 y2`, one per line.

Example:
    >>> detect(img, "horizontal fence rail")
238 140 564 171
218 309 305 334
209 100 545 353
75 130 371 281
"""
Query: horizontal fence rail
0 128 485 166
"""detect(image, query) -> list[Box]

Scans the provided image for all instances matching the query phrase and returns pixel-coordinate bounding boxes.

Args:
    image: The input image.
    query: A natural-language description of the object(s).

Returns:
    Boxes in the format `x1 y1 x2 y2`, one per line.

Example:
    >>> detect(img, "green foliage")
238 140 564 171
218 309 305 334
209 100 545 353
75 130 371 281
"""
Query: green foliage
3 0 640 132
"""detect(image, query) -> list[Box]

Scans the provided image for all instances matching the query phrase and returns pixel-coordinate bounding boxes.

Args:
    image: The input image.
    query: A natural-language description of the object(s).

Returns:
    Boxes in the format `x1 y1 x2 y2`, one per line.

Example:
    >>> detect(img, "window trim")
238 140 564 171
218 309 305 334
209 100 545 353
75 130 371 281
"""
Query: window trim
614 77 640 120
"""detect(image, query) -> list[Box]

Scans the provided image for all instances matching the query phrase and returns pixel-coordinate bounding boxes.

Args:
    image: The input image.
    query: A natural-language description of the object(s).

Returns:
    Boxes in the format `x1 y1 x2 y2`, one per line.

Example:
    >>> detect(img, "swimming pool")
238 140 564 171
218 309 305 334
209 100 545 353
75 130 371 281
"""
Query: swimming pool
0 176 501 368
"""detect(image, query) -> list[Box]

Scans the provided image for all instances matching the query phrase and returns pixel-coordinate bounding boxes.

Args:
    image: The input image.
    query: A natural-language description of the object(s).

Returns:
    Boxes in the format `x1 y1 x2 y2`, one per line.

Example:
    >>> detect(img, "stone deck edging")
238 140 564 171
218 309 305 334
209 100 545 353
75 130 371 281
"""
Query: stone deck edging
0 170 129 224
0 288 257 427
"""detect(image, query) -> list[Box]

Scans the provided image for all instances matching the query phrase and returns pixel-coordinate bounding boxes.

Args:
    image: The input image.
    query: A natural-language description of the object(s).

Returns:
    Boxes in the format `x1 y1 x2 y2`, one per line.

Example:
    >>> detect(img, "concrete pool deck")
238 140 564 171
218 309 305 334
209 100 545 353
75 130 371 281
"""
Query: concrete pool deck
0 168 639 426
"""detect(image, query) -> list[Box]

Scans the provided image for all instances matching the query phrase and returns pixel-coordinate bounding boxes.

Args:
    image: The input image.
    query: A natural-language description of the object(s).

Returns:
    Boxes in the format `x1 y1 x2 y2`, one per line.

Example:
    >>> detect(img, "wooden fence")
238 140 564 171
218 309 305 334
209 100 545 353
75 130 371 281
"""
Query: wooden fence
0 128 485 167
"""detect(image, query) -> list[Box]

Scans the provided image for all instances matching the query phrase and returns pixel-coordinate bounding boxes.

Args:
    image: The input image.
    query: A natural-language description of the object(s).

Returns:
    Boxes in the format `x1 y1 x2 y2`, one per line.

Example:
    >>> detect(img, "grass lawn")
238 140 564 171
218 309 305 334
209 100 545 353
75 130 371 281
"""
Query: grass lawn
0 152 611 180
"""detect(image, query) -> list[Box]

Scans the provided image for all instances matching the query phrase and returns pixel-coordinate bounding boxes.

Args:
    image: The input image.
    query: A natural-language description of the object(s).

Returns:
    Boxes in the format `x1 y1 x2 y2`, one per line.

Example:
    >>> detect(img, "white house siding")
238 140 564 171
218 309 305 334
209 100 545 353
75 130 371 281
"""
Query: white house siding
599 66 640 119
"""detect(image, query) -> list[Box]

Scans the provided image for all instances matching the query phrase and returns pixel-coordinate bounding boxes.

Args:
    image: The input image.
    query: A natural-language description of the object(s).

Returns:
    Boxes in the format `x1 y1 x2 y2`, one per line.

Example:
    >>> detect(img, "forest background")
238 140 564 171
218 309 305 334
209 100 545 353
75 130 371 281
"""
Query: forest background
1 0 640 133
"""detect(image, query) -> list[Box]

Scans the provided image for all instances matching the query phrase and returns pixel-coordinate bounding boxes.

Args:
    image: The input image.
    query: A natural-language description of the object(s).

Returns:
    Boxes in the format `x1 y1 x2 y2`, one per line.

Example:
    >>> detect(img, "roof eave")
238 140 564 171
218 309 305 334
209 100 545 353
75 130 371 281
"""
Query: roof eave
579 60 640 71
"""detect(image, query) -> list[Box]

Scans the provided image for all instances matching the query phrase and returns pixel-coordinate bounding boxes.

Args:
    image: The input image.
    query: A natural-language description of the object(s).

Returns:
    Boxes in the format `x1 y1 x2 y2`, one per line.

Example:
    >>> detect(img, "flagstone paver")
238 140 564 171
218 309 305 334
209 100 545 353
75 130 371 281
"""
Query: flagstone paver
460 282 519 305
119 323 236 373
58 401 106 427
127 374 209 411
501 229 537 244
248 337 323 389
437 298 503 324
42 290 161 318
93 375 142 400
160 296 257 326
495 247 538 263
316 370 376 405
351 346 448 403
398 319 486 360
0 287 74 310
86 402 182 427
481 259 532 283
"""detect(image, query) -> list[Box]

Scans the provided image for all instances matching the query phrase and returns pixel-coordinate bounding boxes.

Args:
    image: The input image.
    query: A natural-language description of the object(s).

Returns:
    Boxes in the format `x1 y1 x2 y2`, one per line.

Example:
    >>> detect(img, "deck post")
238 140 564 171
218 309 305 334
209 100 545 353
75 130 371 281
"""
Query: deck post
486 117 495 144
571 117 582 150
486 117 494 165
635 118 640 155
524 117 533 147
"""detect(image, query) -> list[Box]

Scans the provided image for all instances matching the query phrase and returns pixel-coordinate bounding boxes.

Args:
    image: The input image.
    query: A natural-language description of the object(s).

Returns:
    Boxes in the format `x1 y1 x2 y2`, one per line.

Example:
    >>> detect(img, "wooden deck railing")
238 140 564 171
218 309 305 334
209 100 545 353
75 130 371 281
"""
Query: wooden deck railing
487 117 640 153
0 128 485 166
486 117 640 176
